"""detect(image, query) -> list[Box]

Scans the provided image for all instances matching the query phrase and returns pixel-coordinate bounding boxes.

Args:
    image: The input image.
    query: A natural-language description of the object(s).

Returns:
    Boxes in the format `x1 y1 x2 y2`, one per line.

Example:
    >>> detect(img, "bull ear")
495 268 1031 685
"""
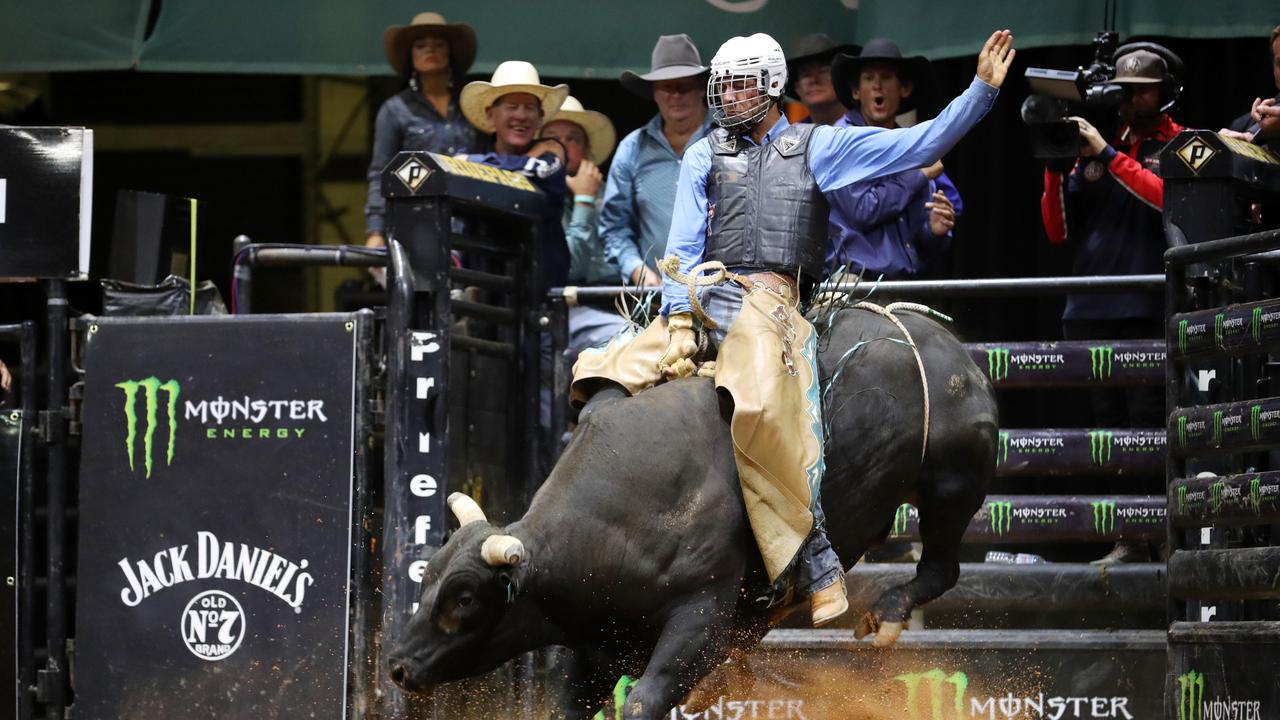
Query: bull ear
448 492 488 526
481 534 526 566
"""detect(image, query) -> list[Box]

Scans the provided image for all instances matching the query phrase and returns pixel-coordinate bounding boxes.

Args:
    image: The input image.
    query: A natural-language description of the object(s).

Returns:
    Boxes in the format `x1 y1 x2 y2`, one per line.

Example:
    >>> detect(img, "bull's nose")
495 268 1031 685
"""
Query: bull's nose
389 659 408 689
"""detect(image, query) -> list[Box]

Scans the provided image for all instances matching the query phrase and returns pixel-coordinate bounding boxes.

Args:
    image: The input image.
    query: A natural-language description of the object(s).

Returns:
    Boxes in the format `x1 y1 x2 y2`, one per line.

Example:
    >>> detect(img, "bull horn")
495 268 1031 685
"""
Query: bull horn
448 492 487 526
481 534 526 566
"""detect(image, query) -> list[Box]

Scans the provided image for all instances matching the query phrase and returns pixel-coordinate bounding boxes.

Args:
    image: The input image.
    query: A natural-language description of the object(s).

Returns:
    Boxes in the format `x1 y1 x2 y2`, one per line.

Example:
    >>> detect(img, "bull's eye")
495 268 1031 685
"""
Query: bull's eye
456 592 474 608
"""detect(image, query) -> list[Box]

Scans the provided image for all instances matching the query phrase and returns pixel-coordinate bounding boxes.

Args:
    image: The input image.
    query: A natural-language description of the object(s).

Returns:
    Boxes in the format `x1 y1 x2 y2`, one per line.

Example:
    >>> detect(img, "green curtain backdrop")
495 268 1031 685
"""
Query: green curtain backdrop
0 0 149 72
0 0 1275 75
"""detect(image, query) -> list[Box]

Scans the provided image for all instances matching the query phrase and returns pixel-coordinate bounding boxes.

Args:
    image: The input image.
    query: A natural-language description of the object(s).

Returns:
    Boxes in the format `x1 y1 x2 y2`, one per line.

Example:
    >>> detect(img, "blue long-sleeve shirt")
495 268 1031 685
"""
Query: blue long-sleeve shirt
826 108 964 278
661 76 998 315
598 112 715 282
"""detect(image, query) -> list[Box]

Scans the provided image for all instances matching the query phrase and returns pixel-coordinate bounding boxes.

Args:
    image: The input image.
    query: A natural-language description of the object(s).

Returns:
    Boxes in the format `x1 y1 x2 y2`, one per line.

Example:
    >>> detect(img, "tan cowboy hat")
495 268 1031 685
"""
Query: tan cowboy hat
383 12 477 78
546 96 617 165
460 61 569 133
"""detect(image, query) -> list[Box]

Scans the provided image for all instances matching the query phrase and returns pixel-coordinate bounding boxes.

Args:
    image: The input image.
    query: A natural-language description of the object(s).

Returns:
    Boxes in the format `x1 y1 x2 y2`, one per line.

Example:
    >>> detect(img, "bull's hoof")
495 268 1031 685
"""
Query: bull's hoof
872 620 904 648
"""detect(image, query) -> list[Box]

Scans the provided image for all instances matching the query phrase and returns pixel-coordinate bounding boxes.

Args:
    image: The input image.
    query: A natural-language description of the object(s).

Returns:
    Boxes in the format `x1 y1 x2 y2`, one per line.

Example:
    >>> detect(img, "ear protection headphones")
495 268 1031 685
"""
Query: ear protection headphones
1114 41 1184 112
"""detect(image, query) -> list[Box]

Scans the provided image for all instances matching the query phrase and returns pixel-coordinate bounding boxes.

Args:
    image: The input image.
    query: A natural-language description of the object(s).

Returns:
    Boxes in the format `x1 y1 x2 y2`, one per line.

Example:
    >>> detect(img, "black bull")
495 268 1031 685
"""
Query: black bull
389 307 998 718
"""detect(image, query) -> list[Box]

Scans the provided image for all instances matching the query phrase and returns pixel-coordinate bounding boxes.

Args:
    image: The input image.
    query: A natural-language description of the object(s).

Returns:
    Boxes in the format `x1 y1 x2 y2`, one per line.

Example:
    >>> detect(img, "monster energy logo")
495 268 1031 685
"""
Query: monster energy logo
1212 410 1223 446
1089 430 1113 465
116 377 181 478
1177 485 1188 515
1210 480 1225 513
1177 670 1203 720
1178 415 1188 448
1214 313 1225 348
1178 318 1189 353
896 669 967 720
1089 346 1114 380
893 504 913 535
986 348 1009 382
1090 500 1115 534
1252 307 1263 342
997 431 1009 464
593 675 637 720
988 501 1011 535
1249 477 1261 514
1251 405 1262 440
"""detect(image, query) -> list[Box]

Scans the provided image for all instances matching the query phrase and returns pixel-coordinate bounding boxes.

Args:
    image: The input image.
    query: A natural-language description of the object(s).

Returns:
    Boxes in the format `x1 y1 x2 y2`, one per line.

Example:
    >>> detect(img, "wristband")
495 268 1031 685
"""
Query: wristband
573 194 597 206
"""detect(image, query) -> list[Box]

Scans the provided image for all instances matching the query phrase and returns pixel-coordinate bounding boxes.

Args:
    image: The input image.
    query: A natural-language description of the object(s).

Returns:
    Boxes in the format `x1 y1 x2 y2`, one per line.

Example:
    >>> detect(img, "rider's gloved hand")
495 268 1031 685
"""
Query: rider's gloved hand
658 312 698 379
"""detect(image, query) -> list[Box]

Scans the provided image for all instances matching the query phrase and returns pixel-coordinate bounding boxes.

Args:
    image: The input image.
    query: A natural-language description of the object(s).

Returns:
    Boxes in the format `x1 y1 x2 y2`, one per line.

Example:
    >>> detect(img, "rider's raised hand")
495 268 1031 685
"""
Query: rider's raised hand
976 30 1016 88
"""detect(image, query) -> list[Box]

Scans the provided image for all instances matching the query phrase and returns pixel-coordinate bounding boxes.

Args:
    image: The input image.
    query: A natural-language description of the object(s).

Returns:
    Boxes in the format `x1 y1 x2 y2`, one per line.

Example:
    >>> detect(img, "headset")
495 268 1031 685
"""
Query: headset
1114 41 1184 112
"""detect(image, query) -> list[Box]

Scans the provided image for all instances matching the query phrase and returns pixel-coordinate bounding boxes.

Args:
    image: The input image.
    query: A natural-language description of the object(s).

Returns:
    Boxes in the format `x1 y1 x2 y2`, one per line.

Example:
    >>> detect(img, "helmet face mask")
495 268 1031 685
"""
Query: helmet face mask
708 70 774 131
707 33 787 133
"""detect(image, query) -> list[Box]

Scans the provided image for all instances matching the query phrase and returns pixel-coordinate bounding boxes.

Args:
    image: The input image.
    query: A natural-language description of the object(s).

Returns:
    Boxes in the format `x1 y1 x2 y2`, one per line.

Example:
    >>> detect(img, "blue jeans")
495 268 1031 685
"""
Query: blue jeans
703 284 842 594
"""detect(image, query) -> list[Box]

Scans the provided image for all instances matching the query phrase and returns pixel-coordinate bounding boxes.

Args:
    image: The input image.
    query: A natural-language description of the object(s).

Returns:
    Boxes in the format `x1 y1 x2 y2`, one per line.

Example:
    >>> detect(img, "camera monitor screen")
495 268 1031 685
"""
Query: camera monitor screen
1025 68 1086 103
0 127 94 280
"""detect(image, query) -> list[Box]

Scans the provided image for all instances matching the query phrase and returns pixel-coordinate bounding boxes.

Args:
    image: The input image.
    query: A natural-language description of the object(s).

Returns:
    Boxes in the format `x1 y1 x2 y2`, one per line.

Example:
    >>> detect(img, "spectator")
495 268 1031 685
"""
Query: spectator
827 39 962 279
1223 23 1280 147
786 33 859 126
541 97 629 357
366 13 482 253
1040 47 1186 563
601 34 714 287
459 61 572 288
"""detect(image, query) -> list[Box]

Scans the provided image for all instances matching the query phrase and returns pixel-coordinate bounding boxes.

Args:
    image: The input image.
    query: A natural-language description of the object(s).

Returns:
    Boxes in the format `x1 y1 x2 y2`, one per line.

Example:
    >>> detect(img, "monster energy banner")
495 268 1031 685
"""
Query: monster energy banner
0 411 21 720
995 428 1165 477
74 314 365 719
1169 631 1279 720
1170 470 1280 528
889 495 1165 543
968 340 1163 388
1168 396 1280 457
1169 299 1280 359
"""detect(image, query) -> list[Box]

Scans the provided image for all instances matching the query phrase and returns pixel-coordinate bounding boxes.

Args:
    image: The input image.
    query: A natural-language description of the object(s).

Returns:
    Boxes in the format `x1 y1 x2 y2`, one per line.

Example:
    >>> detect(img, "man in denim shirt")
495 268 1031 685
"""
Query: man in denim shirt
600 34 715 287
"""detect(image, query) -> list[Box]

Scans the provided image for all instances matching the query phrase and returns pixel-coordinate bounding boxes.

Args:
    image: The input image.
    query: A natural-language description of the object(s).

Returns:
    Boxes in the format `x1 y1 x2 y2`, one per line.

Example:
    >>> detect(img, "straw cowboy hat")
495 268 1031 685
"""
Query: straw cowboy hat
383 12 477 78
831 38 934 114
620 34 709 98
546 96 617 165
460 61 569 133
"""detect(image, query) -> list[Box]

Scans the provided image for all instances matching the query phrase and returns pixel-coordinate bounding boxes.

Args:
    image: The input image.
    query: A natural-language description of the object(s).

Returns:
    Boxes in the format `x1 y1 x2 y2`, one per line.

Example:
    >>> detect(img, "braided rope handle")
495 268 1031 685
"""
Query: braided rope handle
656 255 729 330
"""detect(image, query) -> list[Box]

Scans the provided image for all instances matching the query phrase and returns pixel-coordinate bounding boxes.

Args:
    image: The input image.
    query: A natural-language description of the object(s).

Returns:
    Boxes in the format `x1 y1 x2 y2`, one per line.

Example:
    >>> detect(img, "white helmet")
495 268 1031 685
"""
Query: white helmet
707 33 787 132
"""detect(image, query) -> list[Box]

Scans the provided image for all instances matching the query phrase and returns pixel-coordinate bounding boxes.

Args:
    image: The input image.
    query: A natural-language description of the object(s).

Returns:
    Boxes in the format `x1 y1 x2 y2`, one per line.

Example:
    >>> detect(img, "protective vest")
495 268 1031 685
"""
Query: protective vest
705 123 830 282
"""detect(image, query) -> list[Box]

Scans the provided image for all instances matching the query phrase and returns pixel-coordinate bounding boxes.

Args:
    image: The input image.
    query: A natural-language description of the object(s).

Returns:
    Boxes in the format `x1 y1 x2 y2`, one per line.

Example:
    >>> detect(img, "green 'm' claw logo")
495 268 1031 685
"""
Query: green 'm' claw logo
1251 307 1262 343
1090 500 1115 534
1088 346 1113 380
1177 670 1203 720
996 431 1009 465
1177 485 1188 515
893 504 913 536
986 348 1009 382
1210 481 1225 513
896 668 968 720
1178 415 1188 448
1249 477 1261 514
988 501 1011 535
592 675 637 720
1088 430 1113 465
1213 313 1225 349
116 377 181 478
1211 410 1223 446
1251 404 1262 441
1178 319 1189 354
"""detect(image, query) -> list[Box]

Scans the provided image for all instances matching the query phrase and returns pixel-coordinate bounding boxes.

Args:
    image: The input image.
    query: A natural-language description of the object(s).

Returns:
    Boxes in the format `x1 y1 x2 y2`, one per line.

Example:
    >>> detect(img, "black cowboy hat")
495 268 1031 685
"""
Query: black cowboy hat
620 34 710 99
785 33 860 95
831 38 933 114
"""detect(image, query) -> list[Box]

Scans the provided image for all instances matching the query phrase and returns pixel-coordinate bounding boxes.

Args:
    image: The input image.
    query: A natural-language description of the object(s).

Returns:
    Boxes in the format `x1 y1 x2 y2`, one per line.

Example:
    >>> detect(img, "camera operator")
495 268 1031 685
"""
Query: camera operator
1040 47 1185 564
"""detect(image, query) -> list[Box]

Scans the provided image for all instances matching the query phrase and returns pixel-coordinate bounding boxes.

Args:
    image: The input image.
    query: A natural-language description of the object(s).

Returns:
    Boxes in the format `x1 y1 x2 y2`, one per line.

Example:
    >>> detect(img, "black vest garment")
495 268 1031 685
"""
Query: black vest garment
705 123 830 282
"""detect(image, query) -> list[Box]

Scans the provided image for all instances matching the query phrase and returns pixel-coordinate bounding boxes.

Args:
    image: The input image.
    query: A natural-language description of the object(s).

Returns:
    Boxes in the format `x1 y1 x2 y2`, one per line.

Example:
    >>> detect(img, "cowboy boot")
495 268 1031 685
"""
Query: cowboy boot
809 571 848 627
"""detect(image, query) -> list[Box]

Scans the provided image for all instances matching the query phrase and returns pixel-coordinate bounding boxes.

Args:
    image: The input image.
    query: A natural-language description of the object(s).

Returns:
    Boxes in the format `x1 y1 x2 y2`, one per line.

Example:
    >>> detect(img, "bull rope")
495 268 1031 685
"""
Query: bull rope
848 301 939 463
